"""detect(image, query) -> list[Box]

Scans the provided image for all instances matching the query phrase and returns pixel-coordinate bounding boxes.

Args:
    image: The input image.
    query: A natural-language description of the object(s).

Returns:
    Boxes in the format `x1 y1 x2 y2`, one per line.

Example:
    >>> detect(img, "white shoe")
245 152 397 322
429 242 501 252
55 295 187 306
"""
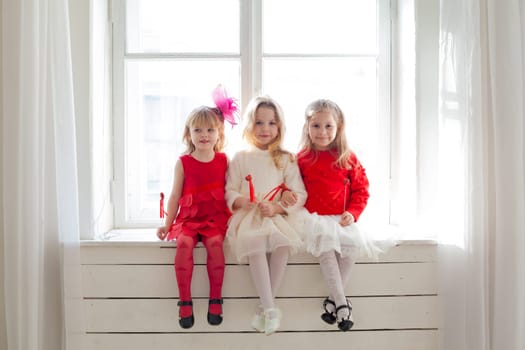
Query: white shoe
251 305 265 332
264 308 281 335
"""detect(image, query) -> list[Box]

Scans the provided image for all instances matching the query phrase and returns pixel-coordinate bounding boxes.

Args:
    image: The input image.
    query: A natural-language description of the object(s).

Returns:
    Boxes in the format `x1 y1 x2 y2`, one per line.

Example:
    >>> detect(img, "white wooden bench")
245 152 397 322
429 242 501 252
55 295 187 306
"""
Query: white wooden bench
80 236 438 350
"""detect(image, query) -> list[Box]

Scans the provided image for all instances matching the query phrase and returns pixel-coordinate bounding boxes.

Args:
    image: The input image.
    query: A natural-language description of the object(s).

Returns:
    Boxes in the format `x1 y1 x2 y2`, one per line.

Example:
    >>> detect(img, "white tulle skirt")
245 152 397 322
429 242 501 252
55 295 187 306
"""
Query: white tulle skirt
300 211 384 259
226 207 303 263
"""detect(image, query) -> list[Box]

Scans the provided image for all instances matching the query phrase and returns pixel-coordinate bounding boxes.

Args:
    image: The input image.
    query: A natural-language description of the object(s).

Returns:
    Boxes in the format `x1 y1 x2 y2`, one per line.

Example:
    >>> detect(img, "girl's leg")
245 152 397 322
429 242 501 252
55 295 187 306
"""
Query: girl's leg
248 252 274 310
174 234 199 318
201 235 226 317
249 250 284 335
319 251 350 323
325 248 359 311
269 246 289 297
338 249 358 287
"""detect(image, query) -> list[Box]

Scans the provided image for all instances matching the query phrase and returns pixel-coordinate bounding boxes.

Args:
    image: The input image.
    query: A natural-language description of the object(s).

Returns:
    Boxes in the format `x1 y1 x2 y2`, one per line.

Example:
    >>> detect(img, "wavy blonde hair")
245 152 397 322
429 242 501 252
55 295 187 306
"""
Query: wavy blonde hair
182 106 225 154
299 99 352 169
242 96 294 168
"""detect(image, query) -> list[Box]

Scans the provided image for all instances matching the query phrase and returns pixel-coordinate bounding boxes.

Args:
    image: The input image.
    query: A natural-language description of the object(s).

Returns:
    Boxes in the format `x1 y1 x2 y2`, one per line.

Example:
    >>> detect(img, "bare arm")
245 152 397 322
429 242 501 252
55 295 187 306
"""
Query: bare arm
157 160 184 240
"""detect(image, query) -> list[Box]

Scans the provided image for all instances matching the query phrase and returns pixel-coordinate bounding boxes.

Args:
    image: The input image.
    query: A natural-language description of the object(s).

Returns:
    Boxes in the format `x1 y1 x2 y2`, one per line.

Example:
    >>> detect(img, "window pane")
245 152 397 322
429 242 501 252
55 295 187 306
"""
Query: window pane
126 0 239 53
263 0 377 54
263 58 377 153
125 60 240 222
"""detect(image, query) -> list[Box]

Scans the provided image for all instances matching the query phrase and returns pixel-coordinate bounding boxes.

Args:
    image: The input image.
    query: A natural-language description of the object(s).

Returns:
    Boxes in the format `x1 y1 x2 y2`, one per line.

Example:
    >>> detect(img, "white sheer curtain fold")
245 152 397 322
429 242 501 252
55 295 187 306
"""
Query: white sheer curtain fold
2 1 84 350
487 2 525 348
438 0 525 349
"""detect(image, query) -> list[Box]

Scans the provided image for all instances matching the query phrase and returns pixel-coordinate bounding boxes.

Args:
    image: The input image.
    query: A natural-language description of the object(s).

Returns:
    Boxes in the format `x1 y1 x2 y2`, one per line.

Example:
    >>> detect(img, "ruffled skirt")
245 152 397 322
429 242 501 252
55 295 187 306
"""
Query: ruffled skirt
226 207 303 263
301 211 384 259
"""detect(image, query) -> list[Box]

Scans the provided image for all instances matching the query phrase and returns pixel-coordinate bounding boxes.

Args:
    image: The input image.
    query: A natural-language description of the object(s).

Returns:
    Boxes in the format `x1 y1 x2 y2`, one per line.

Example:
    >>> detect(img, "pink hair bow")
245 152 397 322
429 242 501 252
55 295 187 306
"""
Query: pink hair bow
213 84 239 126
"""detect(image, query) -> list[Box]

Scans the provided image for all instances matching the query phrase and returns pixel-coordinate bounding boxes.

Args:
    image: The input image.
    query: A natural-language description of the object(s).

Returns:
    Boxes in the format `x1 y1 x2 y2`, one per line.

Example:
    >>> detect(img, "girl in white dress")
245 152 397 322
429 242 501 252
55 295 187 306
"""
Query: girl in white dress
225 96 307 335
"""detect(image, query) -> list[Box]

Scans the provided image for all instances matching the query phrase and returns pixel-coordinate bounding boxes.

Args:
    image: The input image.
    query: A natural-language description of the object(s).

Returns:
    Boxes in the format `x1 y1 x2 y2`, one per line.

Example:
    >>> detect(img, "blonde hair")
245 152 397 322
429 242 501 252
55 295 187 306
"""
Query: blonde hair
182 106 225 154
299 99 352 169
242 96 294 168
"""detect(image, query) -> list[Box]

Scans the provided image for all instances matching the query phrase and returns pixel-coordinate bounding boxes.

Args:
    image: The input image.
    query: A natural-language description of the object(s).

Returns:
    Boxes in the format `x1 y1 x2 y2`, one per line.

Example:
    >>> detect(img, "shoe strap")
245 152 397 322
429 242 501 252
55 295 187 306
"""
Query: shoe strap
323 298 336 312
209 298 223 305
177 300 193 306
335 304 351 313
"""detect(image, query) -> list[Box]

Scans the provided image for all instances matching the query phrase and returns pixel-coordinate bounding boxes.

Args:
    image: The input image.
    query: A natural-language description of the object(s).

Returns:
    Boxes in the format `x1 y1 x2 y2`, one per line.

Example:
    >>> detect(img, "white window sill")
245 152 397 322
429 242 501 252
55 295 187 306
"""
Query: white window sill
81 228 437 246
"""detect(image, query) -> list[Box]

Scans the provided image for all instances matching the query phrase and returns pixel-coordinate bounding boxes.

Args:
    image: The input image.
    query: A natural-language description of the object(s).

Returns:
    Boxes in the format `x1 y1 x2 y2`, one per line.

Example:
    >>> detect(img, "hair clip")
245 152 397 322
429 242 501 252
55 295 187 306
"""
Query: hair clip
212 84 239 126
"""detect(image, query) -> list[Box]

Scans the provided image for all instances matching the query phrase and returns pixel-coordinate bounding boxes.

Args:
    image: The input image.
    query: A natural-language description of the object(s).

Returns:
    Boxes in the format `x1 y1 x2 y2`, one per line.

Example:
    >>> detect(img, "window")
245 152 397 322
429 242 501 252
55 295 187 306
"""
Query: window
111 0 392 230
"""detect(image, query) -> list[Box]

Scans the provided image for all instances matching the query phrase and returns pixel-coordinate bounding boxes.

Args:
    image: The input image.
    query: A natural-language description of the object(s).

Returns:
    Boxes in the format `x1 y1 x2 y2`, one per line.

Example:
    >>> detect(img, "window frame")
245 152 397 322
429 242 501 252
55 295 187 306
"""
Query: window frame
109 0 393 230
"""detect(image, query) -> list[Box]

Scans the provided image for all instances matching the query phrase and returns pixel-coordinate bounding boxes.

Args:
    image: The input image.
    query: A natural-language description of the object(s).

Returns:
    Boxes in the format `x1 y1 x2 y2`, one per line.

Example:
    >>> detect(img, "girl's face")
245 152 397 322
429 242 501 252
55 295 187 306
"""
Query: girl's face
189 123 219 152
253 106 278 150
308 110 338 150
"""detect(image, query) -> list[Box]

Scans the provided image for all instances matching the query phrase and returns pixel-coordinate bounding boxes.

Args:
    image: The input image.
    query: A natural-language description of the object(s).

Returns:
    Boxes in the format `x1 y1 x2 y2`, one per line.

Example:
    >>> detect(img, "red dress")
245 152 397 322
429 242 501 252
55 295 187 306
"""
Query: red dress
167 153 231 240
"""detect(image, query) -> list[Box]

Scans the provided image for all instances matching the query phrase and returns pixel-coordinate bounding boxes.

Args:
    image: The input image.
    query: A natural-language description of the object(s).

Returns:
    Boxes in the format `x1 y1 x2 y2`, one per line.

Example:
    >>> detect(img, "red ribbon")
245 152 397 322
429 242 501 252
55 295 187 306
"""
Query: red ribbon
263 182 290 202
245 175 290 203
160 192 165 218
245 175 255 202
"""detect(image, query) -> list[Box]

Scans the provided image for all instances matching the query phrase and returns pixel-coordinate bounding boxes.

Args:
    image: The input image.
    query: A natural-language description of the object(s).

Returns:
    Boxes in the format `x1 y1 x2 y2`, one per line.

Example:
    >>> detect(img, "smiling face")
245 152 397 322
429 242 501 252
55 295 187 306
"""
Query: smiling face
189 123 219 152
183 107 225 154
253 106 279 150
307 110 338 150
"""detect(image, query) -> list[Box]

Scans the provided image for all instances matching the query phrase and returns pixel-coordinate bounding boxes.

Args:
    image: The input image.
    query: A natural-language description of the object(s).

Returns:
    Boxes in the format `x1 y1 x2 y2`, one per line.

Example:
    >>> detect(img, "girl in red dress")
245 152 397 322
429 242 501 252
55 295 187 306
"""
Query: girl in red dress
157 87 237 329
296 99 380 331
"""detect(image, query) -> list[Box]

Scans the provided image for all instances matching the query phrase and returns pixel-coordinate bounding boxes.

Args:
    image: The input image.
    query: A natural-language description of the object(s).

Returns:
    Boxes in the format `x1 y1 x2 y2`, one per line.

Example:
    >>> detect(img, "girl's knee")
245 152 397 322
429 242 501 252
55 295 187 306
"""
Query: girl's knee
176 234 198 249
202 235 225 251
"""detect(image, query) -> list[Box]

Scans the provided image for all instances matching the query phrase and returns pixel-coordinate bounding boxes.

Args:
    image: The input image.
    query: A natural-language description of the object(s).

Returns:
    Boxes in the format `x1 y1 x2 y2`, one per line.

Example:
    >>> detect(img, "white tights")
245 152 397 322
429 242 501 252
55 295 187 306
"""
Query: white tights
318 248 358 319
248 246 289 310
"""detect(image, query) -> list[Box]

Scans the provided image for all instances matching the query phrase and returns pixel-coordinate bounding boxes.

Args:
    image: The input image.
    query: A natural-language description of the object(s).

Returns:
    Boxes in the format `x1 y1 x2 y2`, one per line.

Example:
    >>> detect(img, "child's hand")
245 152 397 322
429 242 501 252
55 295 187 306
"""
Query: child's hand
258 201 278 217
339 212 355 227
157 226 168 241
235 196 257 210
280 190 298 208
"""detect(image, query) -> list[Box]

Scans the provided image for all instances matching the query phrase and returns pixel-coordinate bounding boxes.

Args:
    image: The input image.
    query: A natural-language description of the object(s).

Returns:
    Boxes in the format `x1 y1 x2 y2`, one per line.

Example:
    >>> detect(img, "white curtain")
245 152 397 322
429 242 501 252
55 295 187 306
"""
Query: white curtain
2 1 84 350
438 0 525 349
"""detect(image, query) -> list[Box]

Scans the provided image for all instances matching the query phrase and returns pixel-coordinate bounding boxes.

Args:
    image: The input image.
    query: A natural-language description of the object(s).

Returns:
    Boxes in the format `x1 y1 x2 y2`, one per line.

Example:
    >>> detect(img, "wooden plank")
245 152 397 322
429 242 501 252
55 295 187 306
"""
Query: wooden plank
80 241 437 265
83 296 438 333
84 330 438 350
82 262 437 298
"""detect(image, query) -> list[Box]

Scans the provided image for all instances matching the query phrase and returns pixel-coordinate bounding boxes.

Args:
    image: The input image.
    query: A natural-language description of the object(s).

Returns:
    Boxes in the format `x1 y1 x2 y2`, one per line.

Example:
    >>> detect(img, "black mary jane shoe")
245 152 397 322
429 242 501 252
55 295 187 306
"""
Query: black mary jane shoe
207 298 224 326
177 300 195 329
320 298 337 325
335 303 354 331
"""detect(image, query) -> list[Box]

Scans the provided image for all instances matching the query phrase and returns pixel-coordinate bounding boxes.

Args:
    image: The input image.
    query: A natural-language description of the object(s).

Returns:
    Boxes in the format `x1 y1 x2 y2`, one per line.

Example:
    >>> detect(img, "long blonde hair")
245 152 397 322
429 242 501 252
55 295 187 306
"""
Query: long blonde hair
242 96 294 168
182 106 225 154
299 99 352 169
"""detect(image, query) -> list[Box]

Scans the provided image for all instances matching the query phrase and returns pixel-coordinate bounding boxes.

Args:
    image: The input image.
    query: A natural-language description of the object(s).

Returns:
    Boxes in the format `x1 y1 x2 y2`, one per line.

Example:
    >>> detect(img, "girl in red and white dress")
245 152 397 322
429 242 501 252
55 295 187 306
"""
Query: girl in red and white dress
296 99 380 331
157 86 237 329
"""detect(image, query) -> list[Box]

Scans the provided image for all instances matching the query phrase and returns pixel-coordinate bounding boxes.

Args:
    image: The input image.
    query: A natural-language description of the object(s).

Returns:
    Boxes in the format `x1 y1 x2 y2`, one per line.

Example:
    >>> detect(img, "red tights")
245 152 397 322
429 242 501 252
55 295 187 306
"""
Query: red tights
175 234 225 317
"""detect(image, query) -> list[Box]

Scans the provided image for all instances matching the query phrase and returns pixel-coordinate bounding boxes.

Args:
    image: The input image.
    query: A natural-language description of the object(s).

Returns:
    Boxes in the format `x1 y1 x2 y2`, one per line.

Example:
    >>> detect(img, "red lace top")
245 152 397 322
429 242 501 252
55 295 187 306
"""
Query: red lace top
167 153 231 240
297 149 369 221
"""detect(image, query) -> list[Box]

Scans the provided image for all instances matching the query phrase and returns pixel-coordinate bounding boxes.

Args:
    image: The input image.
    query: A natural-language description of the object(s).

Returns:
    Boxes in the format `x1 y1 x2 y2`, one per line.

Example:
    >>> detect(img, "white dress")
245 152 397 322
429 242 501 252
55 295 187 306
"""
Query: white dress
225 148 307 263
